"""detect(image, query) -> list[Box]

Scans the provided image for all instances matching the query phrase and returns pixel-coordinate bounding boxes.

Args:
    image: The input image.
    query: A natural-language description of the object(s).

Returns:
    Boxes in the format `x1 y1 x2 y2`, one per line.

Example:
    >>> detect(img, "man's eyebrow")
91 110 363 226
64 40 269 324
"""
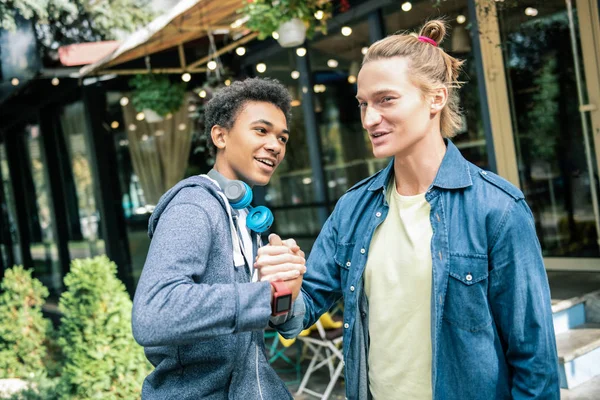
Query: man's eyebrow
355 89 396 100
251 119 290 135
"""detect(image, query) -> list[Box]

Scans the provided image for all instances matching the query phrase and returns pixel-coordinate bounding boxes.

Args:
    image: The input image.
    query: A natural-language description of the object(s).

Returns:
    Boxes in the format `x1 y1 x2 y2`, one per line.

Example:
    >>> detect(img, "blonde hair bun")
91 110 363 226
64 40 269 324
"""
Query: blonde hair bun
419 20 447 46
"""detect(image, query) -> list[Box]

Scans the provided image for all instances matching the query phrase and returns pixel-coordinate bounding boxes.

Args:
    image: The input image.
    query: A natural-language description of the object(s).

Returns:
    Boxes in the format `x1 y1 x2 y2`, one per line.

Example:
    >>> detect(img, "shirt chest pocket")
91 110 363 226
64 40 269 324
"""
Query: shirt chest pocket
334 243 354 288
443 256 492 332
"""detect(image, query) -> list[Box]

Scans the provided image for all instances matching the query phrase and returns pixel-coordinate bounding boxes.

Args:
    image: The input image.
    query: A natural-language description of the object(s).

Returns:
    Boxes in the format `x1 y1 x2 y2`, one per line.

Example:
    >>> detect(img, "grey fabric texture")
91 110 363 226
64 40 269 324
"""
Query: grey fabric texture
132 175 294 399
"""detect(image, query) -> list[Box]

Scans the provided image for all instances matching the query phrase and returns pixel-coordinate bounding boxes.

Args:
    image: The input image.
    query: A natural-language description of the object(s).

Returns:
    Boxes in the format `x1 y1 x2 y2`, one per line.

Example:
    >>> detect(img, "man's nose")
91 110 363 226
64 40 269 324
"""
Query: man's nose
264 135 281 155
362 106 382 129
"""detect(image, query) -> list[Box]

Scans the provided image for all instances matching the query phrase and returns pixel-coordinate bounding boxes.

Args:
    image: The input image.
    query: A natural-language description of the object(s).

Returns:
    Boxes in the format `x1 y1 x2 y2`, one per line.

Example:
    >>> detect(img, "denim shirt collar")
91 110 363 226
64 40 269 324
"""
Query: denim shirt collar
367 139 473 192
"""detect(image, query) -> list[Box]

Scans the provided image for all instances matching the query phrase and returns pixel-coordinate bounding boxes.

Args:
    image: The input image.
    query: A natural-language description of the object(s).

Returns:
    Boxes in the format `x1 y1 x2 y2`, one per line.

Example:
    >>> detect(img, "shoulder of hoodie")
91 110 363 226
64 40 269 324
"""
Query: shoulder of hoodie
161 176 226 216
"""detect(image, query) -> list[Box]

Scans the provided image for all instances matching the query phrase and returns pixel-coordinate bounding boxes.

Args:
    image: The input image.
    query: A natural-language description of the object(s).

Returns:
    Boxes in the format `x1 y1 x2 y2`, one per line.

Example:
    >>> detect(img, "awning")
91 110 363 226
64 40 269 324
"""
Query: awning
59 41 120 66
80 0 257 76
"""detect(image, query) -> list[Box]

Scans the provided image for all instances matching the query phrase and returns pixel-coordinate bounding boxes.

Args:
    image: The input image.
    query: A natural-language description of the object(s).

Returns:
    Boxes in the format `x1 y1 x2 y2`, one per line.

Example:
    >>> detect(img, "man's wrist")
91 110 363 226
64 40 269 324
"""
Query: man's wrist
270 281 292 316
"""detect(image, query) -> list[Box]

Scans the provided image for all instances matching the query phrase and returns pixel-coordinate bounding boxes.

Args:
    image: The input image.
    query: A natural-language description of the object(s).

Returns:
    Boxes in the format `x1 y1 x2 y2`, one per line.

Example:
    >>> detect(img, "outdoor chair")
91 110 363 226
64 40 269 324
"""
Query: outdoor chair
295 312 344 399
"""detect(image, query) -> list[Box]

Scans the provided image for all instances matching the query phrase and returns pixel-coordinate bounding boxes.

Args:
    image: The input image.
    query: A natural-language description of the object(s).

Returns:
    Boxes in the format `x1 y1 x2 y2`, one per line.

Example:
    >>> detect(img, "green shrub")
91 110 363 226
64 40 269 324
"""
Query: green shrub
4 376 59 400
0 266 53 380
56 256 150 400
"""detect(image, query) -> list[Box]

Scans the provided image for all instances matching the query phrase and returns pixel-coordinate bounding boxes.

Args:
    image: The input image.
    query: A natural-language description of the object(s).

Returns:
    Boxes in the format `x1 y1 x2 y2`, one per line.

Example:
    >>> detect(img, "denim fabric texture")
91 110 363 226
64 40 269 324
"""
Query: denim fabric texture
277 140 560 400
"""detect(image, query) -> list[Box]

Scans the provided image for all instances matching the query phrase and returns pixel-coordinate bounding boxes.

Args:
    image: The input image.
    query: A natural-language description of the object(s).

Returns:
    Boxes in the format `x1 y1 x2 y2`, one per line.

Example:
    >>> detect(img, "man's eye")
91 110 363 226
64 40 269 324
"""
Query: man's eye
279 136 288 144
381 97 392 103
255 127 267 133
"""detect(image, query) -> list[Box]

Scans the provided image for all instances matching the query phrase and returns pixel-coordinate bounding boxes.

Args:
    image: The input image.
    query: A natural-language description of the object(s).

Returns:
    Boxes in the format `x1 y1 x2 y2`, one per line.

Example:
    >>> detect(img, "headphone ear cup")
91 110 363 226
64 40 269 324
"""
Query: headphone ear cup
227 181 253 209
247 206 274 233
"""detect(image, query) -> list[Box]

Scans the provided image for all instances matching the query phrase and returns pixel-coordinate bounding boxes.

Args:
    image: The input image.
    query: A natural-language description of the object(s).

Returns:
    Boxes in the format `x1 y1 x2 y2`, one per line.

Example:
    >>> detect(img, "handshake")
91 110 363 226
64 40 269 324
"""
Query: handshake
254 233 306 302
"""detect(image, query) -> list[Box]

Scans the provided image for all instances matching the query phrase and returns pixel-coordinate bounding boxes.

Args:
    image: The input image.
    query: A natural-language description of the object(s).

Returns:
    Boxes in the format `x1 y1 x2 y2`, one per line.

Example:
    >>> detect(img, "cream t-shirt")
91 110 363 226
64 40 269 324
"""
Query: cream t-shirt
364 178 433 399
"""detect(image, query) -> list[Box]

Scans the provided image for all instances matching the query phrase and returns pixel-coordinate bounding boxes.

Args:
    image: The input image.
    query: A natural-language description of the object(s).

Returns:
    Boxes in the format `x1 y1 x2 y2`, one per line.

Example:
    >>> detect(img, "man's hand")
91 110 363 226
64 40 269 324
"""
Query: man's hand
255 234 306 301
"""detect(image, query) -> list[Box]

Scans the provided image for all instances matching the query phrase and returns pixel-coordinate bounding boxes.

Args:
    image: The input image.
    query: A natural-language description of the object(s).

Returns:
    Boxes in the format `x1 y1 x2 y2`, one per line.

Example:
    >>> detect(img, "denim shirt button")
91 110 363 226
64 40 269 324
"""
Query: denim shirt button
344 323 350 329
346 261 351 267
350 285 355 292
466 274 473 282
375 212 382 218
360 248 366 254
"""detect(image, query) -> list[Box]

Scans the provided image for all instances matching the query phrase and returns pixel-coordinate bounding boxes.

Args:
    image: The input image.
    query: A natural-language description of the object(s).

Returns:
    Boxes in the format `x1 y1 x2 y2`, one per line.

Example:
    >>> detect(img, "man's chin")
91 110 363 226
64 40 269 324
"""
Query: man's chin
249 173 273 187
372 148 393 159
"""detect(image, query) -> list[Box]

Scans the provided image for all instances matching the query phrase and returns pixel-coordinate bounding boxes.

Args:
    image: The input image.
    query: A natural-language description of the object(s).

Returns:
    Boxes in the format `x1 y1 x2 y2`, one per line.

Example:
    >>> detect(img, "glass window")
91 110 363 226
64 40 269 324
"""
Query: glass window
498 0 599 257
59 101 107 260
0 144 20 267
24 125 62 292
310 14 383 202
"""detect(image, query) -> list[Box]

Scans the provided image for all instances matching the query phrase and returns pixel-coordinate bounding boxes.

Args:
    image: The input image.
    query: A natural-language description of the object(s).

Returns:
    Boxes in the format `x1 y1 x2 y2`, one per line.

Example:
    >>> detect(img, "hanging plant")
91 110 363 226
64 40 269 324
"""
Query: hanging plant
240 0 332 46
129 74 186 118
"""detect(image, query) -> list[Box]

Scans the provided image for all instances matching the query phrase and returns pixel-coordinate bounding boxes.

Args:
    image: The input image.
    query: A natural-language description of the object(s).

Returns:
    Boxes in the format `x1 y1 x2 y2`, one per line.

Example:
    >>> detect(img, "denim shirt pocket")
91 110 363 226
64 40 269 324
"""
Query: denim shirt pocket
443 255 492 332
334 243 355 289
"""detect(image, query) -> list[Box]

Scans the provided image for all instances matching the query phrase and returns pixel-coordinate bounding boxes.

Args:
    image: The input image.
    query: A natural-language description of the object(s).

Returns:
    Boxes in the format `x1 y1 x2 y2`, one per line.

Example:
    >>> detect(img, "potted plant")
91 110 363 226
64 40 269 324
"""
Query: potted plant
129 74 186 122
240 0 332 47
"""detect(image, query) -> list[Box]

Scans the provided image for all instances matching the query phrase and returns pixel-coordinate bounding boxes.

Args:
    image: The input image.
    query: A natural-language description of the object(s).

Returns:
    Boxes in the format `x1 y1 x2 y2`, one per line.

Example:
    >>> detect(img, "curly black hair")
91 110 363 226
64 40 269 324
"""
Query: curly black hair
204 77 292 157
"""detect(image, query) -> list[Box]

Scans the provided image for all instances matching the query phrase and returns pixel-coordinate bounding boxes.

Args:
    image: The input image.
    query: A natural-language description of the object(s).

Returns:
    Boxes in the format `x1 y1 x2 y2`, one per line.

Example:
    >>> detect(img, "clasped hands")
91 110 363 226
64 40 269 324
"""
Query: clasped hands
254 233 306 302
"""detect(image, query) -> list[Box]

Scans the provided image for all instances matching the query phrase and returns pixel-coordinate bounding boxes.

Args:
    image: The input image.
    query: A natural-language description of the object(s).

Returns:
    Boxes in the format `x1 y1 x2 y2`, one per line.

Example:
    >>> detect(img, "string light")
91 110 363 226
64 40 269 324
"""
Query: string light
181 73 191 82
225 79 231 86
525 7 538 16
401 2 412 12
341 26 352 36
235 47 246 56
136 112 145 121
120 97 129 106
11 78 19 86
207 61 217 70
111 121 119 129
51 77 60 86
291 71 300 79
456 15 467 24
327 59 339 68
256 63 267 73
314 10 324 20
272 32 280 40
199 90 207 98
296 47 307 57
361 47 368 55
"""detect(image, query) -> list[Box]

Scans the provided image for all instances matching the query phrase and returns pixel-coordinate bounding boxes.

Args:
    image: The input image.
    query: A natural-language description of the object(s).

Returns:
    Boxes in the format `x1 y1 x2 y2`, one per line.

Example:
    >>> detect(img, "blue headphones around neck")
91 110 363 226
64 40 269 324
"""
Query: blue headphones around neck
207 169 274 233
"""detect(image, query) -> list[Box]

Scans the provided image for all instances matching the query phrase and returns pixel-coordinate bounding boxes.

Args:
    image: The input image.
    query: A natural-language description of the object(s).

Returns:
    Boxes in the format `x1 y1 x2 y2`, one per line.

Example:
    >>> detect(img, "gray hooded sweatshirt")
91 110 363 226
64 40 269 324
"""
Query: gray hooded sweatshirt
132 175 302 399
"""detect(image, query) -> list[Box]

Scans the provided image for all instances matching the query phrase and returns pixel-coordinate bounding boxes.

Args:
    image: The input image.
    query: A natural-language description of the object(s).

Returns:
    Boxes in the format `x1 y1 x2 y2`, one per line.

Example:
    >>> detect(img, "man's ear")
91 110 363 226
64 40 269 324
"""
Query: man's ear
430 87 448 115
211 125 227 151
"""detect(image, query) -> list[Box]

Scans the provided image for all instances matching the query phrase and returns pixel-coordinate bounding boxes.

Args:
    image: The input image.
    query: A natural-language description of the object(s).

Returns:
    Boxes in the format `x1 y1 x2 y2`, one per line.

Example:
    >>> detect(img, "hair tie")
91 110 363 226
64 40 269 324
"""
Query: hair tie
418 36 438 47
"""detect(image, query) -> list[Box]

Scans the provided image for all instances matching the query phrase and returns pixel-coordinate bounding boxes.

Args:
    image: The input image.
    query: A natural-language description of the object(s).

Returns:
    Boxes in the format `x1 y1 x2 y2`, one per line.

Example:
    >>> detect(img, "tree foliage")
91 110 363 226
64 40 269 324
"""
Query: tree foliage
56 256 150 400
0 0 154 58
0 266 53 380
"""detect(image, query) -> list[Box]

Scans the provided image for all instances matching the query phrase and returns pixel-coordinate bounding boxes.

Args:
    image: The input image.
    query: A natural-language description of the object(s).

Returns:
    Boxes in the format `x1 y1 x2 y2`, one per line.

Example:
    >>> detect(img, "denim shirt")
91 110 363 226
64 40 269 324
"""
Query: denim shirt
277 140 559 400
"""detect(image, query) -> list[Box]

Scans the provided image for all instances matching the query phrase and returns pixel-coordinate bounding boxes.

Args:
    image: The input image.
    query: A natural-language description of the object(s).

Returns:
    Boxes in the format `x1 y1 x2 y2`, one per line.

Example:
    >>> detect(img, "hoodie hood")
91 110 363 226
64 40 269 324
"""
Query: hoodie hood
147 175 225 238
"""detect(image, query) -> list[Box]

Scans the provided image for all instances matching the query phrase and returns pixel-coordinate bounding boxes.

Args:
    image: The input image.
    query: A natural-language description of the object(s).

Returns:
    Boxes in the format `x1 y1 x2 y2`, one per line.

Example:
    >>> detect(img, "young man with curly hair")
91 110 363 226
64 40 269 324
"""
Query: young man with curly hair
132 77 306 399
